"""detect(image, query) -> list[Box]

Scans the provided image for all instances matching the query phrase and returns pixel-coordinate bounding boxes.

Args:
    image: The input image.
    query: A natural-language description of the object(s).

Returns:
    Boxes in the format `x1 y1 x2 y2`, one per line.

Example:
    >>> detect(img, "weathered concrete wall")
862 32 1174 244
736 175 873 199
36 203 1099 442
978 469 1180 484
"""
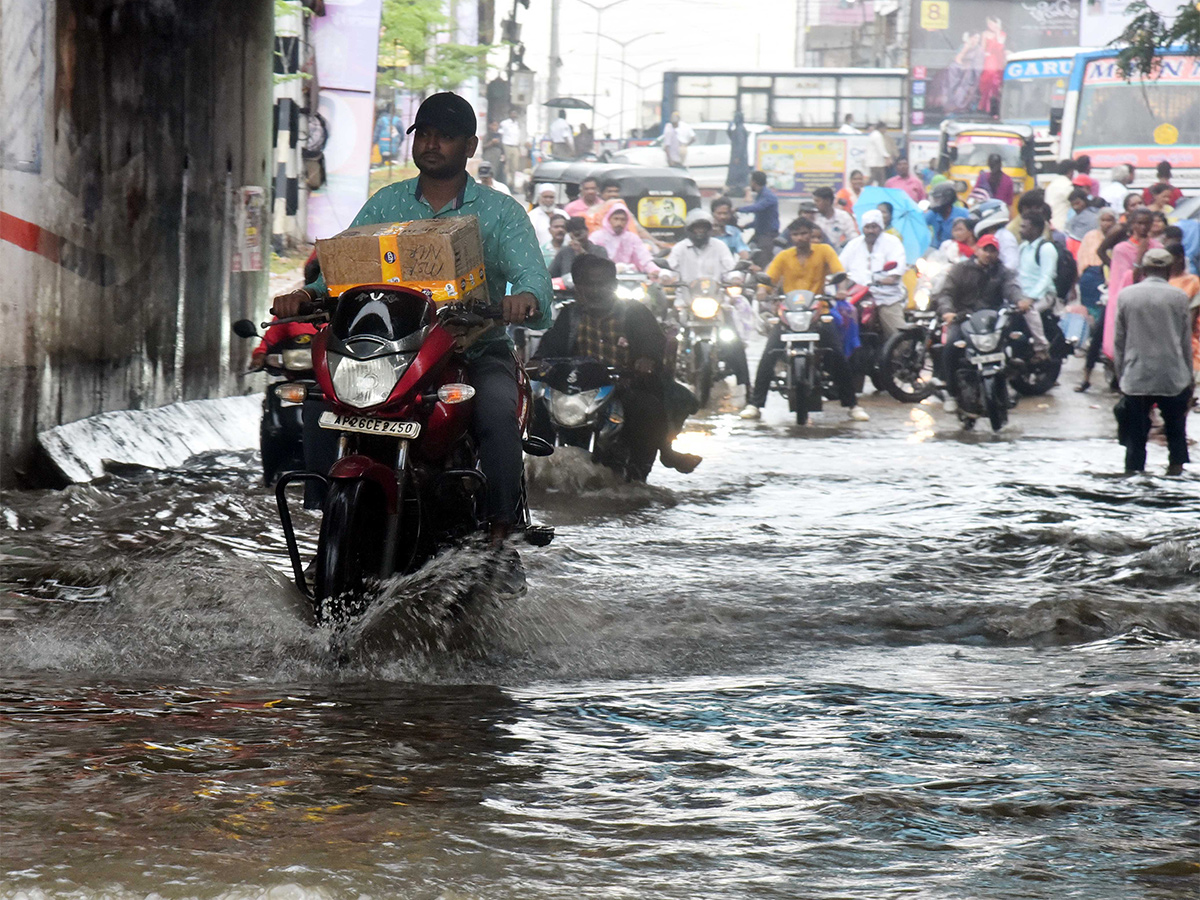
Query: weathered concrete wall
0 0 275 486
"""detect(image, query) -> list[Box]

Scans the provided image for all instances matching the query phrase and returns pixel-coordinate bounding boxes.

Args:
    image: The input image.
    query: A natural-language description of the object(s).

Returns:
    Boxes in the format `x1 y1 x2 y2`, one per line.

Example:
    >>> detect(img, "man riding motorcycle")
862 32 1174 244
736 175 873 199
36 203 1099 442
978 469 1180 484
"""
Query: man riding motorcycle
664 209 752 390
740 217 869 422
838 209 907 339
534 254 701 477
272 91 551 546
934 234 1022 411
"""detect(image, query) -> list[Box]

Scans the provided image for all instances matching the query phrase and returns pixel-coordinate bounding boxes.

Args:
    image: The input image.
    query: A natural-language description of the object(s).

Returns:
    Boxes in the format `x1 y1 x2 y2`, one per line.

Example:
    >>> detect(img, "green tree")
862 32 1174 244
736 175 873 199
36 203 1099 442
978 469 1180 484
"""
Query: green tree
1111 1 1200 78
379 0 493 97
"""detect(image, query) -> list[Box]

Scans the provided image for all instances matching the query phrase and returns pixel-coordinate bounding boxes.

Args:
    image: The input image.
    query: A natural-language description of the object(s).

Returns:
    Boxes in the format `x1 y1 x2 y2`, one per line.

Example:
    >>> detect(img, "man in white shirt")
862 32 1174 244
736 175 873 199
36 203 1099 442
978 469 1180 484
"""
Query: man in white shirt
662 112 695 168
838 209 908 337
528 183 566 245
838 114 862 135
499 107 524 181
866 121 892 185
666 209 736 282
1043 160 1075 231
1100 163 1134 209
477 161 511 196
811 186 858 252
549 110 574 159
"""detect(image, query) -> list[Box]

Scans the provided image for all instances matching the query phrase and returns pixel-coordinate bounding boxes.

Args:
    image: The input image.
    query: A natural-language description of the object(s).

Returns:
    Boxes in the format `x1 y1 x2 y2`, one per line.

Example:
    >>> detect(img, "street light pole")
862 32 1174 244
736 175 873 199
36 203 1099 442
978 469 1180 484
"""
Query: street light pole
586 31 663 139
573 0 634 131
602 55 671 136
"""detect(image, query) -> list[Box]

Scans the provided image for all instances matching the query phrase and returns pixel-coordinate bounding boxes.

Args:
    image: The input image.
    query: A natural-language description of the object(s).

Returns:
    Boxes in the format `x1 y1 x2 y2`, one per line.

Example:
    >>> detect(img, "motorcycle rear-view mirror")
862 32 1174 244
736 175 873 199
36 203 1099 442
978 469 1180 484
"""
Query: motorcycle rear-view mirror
829 272 848 285
882 261 898 272
232 319 259 339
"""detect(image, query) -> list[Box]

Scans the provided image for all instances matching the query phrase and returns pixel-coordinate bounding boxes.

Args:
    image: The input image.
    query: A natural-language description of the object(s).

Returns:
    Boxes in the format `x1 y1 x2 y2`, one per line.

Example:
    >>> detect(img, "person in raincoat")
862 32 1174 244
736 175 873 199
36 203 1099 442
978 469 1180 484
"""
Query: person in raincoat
590 201 658 275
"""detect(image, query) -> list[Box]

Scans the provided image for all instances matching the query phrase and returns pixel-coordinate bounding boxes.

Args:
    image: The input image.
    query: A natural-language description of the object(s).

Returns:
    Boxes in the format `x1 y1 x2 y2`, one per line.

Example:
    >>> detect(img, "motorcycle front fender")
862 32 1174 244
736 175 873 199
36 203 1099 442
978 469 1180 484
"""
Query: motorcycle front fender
327 455 400 515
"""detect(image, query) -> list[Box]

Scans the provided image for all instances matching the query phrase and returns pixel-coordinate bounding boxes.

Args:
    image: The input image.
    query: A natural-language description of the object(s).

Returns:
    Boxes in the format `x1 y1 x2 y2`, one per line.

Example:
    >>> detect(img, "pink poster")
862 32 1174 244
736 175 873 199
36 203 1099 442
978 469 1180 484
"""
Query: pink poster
307 0 382 242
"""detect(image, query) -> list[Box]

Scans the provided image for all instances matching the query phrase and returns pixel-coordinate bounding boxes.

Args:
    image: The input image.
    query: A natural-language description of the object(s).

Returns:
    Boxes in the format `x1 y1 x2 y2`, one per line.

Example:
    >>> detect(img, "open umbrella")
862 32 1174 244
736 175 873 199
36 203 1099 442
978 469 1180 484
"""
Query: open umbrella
852 185 930 263
544 97 593 110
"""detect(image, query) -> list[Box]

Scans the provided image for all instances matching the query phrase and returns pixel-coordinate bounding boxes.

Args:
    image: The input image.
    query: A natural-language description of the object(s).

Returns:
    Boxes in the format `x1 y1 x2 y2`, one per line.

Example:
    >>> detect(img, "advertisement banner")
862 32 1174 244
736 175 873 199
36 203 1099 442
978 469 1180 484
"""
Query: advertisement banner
755 134 872 198
909 0 1080 128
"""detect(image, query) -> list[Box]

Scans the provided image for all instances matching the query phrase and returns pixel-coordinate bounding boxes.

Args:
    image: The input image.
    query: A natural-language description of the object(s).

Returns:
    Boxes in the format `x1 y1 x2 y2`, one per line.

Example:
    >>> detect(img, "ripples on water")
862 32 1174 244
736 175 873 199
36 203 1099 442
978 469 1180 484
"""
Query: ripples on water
2 418 1198 898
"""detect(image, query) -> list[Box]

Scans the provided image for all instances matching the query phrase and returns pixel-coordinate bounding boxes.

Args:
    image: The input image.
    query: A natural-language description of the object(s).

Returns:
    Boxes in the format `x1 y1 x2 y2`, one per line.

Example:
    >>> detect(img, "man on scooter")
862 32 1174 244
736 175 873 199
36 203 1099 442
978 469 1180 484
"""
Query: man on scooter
535 254 702 477
934 235 1023 411
272 92 552 545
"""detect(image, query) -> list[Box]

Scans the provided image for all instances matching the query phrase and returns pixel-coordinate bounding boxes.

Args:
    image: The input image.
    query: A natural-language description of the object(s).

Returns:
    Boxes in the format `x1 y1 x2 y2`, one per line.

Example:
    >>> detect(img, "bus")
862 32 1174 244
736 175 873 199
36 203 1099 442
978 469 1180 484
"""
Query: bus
1059 49 1200 188
999 46 1086 166
661 69 908 131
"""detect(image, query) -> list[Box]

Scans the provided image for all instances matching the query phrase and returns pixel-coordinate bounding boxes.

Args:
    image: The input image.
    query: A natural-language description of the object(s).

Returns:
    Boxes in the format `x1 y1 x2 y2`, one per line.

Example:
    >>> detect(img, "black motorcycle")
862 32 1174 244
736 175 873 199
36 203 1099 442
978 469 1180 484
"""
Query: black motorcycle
949 306 1019 431
879 306 942 403
528 358 640 478
233 318 316 485
1009 309 1075 396
672 276 747 408
767 275 846 425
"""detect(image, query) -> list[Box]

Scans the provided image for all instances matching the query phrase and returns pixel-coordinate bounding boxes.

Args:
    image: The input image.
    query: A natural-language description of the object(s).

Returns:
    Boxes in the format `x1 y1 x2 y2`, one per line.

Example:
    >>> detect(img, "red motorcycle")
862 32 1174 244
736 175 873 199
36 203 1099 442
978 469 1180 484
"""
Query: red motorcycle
272 284 553 625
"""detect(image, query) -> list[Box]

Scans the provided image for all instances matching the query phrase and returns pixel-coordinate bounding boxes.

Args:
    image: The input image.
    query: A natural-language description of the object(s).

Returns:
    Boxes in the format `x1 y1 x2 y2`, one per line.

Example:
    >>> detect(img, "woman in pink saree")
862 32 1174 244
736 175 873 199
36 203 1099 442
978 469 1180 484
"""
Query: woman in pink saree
1103 208 1160 360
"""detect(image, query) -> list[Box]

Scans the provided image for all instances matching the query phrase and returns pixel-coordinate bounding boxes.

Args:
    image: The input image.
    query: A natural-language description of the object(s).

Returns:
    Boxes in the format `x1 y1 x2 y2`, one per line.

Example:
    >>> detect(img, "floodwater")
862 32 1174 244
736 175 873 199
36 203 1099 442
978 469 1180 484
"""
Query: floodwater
2 367 1198 900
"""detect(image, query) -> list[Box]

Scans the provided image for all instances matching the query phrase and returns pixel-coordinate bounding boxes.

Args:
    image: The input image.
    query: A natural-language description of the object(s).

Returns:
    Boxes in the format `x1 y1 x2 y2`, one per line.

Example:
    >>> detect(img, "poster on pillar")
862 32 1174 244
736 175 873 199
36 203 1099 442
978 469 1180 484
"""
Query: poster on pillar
233 187 266 272
909 0 1080 129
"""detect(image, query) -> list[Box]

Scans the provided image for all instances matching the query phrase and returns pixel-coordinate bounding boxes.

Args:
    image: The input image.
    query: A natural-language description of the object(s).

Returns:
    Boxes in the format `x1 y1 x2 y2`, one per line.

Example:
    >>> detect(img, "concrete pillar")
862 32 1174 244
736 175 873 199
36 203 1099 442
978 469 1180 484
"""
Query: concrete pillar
0 0 275 486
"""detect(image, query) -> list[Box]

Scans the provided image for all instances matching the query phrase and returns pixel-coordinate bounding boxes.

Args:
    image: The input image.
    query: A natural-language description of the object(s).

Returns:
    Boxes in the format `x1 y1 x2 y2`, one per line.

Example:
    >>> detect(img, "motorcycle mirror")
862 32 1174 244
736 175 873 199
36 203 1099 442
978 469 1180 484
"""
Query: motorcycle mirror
882 261 898 272
232 319 259 339
734 260 752 271
829 272 848 285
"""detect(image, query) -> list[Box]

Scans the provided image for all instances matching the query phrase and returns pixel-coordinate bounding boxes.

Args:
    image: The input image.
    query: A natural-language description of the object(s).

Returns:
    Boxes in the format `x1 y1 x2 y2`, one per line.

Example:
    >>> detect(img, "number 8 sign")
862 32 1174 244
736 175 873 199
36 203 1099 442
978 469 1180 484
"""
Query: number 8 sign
920 0 949 30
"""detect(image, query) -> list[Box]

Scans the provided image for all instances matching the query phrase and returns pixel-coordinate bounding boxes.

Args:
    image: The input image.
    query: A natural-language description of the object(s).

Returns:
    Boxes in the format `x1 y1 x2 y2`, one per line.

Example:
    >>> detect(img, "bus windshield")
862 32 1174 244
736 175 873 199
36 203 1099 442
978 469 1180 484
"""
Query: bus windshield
1074 81 1200 150
999 78 1061 124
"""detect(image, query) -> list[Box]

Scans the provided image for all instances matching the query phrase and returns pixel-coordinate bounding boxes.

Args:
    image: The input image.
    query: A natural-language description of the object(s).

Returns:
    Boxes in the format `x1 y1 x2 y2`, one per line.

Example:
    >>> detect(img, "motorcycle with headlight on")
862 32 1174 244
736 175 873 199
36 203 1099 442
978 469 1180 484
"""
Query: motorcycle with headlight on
266 286 554 625
766 274 848 425
527 357 638 477
233 317 317 485
949 306 1018 431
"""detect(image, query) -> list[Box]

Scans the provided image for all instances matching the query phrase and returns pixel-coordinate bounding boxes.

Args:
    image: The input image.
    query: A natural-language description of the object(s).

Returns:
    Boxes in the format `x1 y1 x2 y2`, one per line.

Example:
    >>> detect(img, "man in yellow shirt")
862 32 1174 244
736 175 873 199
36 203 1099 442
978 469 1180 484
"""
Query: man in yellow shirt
740 218 868 421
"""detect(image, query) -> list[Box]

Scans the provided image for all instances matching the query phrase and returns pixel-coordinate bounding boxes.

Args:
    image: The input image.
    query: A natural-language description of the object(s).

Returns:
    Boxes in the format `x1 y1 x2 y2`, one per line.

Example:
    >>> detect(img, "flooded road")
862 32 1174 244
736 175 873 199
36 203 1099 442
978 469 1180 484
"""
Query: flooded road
3 361 1198 899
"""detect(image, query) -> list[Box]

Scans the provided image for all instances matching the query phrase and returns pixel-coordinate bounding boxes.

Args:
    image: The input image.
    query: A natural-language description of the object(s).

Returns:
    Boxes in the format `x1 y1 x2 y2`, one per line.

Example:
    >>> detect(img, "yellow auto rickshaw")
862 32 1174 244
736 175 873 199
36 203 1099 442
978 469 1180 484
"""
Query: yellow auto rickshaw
937 120 1037 211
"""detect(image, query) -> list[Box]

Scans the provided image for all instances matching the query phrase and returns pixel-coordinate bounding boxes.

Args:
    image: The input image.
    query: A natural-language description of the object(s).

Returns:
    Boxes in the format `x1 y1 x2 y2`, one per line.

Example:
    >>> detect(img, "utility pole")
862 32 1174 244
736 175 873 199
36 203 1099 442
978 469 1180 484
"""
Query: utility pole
794 0 808 67
548 0 562 135
574 0 634 130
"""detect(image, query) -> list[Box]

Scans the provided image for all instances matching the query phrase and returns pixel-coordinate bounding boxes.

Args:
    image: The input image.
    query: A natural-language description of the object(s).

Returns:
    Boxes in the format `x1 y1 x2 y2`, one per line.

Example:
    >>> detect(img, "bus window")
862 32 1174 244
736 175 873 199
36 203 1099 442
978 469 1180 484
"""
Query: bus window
1075 81 1200 151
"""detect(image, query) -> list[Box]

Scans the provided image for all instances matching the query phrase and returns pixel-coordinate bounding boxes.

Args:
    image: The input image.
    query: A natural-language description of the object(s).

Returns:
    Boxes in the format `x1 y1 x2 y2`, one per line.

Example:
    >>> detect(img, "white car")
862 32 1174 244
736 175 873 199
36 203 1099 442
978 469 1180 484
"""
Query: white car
611 122 768 190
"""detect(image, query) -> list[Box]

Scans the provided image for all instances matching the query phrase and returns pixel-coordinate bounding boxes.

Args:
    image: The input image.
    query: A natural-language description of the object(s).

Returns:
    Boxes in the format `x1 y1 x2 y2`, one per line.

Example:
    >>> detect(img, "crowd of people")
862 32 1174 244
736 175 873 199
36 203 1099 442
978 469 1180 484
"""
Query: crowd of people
501 147 1198 474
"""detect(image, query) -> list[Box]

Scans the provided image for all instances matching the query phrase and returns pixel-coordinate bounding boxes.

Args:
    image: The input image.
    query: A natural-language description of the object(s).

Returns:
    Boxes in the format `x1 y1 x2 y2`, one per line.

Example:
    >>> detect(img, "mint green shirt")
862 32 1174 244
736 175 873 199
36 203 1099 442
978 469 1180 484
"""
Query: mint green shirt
308 175 553 349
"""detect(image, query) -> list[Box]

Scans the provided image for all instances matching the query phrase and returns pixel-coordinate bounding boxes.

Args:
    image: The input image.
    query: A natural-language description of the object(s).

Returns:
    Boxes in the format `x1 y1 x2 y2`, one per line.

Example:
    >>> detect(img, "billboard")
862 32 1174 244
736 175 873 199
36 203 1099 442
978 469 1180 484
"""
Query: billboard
755 133 873 197
909 0 1080 128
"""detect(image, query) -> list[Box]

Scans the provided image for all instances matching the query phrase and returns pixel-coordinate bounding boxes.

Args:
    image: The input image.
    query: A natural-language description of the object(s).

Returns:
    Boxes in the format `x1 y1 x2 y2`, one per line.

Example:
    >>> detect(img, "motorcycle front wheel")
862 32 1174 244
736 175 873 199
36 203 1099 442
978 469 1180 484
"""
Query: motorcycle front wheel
694 341 715 408
984 375 1009 432
880 330 936 403
315 478 387 624
1010 357 1062 396
789 357 811 425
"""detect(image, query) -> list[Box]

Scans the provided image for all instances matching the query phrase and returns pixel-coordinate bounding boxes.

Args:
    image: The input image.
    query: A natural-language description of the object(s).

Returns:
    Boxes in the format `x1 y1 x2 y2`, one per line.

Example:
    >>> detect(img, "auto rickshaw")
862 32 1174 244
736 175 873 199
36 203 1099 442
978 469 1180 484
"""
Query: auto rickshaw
528 162 702 243
937 120 1036 211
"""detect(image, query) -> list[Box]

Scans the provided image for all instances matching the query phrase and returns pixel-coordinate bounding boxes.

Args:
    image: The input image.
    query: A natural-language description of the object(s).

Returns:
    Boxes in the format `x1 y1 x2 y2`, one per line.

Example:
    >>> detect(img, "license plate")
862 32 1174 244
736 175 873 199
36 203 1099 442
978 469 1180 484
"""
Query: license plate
972 352 1005 365
781 333 820 342
318 412 421 438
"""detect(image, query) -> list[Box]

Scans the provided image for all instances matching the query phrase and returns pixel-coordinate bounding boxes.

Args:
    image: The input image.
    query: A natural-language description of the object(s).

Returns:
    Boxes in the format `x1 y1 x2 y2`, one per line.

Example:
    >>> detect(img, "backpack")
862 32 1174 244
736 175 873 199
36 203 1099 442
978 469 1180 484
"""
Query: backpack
1034 236 1077 300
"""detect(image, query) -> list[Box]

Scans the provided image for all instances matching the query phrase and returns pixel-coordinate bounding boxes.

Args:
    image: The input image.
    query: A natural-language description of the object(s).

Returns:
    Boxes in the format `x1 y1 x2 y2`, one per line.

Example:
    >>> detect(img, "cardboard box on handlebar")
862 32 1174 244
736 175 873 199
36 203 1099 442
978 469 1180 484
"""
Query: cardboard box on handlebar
316 215 488 305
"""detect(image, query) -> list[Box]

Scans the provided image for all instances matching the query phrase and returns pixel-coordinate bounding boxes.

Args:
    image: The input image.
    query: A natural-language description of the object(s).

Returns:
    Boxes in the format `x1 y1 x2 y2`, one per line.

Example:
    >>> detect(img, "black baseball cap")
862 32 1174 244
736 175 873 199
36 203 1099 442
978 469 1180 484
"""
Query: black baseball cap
406 92 477 137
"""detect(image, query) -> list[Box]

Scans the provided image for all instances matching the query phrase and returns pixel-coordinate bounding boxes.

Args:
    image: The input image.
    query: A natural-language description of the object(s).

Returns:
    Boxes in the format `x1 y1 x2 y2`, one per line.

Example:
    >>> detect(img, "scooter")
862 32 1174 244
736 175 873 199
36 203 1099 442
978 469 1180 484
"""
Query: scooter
268 287 554 625
527 357 642 479
232 318 317 485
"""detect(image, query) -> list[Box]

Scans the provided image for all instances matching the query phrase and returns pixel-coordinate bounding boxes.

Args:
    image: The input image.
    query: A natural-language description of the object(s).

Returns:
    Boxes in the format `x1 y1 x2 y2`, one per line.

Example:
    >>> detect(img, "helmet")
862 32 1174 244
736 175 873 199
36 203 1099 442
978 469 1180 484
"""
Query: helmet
685 208 713 229
974 208 1010 236
930 182 959 206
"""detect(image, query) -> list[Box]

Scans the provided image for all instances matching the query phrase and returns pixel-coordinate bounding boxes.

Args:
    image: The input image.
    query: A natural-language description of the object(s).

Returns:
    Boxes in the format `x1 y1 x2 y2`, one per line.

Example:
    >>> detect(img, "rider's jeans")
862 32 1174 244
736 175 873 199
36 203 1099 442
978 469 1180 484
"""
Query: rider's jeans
750 321 857 409
466 344 524 527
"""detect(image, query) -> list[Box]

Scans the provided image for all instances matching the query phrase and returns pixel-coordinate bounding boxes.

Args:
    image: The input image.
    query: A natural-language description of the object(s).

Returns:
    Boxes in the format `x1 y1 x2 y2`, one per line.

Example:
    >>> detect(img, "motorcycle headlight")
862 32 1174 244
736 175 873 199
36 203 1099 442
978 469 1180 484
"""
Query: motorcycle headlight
282 348 313 371
720 328 737 343
725 285 743 297
329 353 412 409
914 288 931 311
616 284 647 302
968 332 1001 353
784 310 813 331
549 388 602 427
691 295 720 319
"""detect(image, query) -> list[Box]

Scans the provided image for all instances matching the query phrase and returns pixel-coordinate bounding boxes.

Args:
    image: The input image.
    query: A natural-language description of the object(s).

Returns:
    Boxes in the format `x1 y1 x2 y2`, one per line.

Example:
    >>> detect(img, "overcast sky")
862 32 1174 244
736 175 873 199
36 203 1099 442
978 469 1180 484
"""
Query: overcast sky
504 0 801 135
